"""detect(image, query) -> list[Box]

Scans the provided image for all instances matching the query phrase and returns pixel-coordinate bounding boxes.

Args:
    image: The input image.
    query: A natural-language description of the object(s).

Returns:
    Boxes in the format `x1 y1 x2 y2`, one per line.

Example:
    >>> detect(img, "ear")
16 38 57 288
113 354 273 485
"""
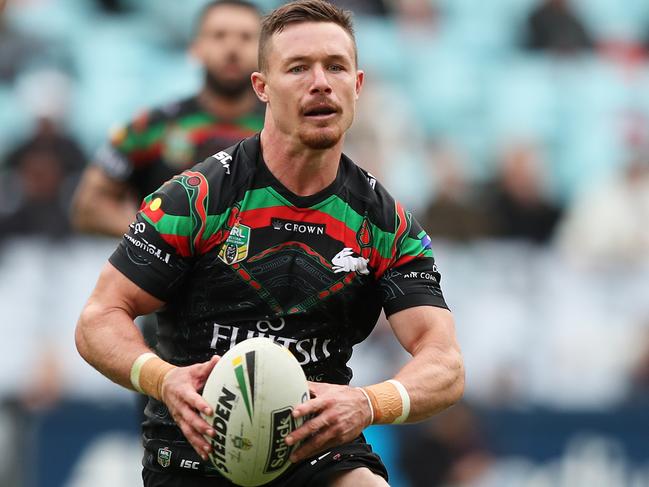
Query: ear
354 70 364 100
251 71 269 103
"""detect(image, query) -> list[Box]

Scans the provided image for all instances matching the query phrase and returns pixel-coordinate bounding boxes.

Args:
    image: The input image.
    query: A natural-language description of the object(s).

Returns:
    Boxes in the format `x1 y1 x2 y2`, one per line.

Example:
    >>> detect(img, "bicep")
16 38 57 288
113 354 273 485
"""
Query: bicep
387 305 457 356
89 262 164 318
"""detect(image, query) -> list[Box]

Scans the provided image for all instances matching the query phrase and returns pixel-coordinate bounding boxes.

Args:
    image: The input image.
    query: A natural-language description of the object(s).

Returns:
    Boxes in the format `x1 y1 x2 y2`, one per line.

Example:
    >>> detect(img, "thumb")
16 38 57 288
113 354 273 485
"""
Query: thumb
308 381 323 398
196 354 220 379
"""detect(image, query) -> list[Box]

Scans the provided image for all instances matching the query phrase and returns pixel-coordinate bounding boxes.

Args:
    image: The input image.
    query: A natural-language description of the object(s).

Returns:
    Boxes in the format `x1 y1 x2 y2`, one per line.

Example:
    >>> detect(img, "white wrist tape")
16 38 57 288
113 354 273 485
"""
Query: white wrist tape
130 352 157 394
356 387 375 424
386 379 410 424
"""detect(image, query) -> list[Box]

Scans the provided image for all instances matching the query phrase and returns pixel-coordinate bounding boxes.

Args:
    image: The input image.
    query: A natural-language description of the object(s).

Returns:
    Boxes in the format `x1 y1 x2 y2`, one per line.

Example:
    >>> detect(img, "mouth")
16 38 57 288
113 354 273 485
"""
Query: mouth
302 104 339 120
222 63 242 75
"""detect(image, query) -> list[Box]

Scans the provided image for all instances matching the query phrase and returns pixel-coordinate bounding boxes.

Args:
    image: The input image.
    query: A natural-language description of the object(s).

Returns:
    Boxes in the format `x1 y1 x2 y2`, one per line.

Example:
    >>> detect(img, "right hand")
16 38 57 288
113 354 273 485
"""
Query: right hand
160 355 220 460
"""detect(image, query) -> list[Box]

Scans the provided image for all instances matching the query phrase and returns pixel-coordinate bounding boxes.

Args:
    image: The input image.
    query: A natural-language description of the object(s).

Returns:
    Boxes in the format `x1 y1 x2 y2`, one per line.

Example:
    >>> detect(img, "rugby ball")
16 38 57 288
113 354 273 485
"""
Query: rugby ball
201 337 309 486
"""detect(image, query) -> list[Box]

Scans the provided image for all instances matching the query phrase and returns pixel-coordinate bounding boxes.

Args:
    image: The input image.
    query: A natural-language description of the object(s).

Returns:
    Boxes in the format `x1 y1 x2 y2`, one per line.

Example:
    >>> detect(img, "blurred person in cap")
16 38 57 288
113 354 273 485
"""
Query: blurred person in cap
71 0 264 237
70 0 263 428
1 68 85 241
523 0 594 54
556 148 649 266
485 141 562 244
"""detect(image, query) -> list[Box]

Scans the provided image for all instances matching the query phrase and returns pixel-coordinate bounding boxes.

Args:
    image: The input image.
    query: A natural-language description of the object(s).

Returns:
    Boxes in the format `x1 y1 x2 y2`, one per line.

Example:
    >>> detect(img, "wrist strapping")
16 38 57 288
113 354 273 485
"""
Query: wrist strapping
130 352 176 401
356 387 374 424
362 379 411 424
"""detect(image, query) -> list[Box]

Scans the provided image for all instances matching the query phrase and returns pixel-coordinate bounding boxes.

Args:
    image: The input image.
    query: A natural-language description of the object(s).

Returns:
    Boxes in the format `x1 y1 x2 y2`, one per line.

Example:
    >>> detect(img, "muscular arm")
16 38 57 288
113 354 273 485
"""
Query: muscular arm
287 305 464 462
388 305 465 421
71 166 138 237
76 262 219 460
75 262 163 388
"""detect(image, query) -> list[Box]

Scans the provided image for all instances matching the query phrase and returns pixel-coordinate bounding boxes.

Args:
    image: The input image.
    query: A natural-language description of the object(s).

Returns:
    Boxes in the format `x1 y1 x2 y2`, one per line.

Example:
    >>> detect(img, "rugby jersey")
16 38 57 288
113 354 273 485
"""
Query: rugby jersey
94 95 264 199
109 134 448 457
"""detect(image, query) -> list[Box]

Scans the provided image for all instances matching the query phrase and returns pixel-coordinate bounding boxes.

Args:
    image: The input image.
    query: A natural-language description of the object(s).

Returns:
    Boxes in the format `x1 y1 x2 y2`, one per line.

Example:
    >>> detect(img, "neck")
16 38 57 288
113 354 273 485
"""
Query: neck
198 86 257 121
260 118 343 197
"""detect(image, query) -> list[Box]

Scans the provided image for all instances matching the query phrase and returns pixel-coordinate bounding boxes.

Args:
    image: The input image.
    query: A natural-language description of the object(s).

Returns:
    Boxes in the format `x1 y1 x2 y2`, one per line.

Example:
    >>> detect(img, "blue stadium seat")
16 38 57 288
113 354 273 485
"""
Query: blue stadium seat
572 0 649 41
355 18 407 83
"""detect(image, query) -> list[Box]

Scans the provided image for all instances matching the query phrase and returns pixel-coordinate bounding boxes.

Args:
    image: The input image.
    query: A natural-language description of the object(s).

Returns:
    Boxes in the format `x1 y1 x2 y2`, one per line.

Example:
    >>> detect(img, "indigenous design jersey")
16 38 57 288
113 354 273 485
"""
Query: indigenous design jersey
94 95 264 199
110 135 447 451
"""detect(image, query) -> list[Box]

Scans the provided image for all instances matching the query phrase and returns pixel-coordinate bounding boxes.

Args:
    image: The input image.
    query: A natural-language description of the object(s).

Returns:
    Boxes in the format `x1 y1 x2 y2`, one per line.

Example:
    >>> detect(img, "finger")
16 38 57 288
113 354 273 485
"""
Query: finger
178 417 212 461
292 396 326 419
197 355 220 378
184 401 216 438
187 388 215 416
307 381 324 397
173 400 215 443
286 412 330 446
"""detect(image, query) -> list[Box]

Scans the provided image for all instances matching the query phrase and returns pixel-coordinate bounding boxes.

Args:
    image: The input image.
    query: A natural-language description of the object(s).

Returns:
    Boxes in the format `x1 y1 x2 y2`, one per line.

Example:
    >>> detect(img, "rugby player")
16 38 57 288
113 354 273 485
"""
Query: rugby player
72 0 264 236
76 1 464 486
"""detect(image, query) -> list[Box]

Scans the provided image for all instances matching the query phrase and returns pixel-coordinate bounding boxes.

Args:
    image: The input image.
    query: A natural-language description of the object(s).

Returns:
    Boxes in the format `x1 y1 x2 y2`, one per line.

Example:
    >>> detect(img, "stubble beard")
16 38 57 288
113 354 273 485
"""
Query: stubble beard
204 70 252 99
297 125 342 150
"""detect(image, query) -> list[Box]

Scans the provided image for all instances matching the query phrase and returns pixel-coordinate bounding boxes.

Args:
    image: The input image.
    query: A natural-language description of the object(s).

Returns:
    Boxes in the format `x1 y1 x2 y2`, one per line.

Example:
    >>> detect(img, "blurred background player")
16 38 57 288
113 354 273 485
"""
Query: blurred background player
71 0 263 237
69 0 263 429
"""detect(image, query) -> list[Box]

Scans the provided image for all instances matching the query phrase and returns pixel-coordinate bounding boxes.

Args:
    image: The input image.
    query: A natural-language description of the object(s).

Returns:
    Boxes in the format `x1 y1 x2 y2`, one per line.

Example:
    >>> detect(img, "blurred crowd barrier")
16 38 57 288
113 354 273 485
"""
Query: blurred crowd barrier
0 238 647 486
3 238 647 408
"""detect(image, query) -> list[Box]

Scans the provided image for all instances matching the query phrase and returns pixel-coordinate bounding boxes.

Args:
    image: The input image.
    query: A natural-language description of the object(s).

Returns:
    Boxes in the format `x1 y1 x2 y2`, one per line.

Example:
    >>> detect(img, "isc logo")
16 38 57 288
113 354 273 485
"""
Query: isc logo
180 459 199 470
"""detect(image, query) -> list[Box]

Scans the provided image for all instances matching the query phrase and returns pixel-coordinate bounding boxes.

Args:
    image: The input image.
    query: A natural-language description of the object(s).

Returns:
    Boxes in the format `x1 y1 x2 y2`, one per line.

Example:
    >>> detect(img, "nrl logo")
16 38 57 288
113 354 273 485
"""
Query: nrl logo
157 447 172 468
218 223 251 265
231 435 253 451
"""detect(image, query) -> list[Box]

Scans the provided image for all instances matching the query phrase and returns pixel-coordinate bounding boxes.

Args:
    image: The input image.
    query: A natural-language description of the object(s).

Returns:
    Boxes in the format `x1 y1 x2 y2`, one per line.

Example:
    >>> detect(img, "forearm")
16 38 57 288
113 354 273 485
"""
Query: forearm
75 300 153 391
72 196 136 237
393 338 464 422
364 306 465 424
71 166 137 237
75 291 218 460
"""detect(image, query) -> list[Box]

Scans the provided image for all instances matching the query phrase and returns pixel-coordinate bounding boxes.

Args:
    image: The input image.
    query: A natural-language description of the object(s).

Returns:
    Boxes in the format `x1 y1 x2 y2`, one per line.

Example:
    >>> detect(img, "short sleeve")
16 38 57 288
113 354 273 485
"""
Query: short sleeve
109 181 194 301
109 155 231 299
93 142 132 181
92 111 153 181
379 209 448 317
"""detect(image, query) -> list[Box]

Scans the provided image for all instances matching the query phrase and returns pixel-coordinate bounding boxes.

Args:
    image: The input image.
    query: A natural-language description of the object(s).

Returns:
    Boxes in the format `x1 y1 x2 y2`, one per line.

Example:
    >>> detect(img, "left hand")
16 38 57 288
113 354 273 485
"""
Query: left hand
285 381 372 463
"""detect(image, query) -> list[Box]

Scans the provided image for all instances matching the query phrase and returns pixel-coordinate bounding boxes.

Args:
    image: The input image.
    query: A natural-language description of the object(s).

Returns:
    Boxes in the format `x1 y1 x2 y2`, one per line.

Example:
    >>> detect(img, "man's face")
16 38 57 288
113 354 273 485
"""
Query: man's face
191 5 260 97
254 22 363 150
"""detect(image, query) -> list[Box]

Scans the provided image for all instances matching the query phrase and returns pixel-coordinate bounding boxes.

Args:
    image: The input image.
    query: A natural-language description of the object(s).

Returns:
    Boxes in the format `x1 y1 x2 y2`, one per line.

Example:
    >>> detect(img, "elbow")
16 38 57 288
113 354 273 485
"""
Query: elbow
75 312 88 362
441 349 465 410
70 192 90 232
75 303 97 363
449 351 465 406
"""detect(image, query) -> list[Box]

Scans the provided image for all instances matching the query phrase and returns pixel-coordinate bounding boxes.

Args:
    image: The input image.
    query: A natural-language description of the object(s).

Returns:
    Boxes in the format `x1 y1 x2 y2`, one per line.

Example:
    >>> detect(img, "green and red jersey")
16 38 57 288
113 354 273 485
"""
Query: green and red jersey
109 135 448 454
94 95 264 199
111 134 447 380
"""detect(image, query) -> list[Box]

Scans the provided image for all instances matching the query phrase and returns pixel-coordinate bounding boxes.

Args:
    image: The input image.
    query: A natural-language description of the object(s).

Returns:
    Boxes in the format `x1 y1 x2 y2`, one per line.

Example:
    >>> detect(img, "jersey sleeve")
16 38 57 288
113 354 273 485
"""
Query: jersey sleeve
92 111 152 181
108 159 233 301
108 179 193 300
379 205 448 316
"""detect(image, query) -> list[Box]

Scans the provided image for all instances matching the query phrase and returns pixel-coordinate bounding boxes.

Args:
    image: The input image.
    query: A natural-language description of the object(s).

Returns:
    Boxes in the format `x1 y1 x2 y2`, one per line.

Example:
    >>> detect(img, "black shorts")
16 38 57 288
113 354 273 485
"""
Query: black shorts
142 435 388 487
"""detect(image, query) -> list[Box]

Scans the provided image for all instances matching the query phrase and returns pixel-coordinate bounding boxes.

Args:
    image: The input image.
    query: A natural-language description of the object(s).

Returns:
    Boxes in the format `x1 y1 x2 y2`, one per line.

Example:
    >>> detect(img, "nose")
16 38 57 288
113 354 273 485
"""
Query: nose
309 64 332 95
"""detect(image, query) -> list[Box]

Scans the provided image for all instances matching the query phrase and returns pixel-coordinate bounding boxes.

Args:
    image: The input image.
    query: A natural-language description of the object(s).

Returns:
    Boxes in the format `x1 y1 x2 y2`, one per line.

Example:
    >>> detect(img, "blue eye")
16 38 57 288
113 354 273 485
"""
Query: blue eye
289 66 305 73
329 65 343 72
